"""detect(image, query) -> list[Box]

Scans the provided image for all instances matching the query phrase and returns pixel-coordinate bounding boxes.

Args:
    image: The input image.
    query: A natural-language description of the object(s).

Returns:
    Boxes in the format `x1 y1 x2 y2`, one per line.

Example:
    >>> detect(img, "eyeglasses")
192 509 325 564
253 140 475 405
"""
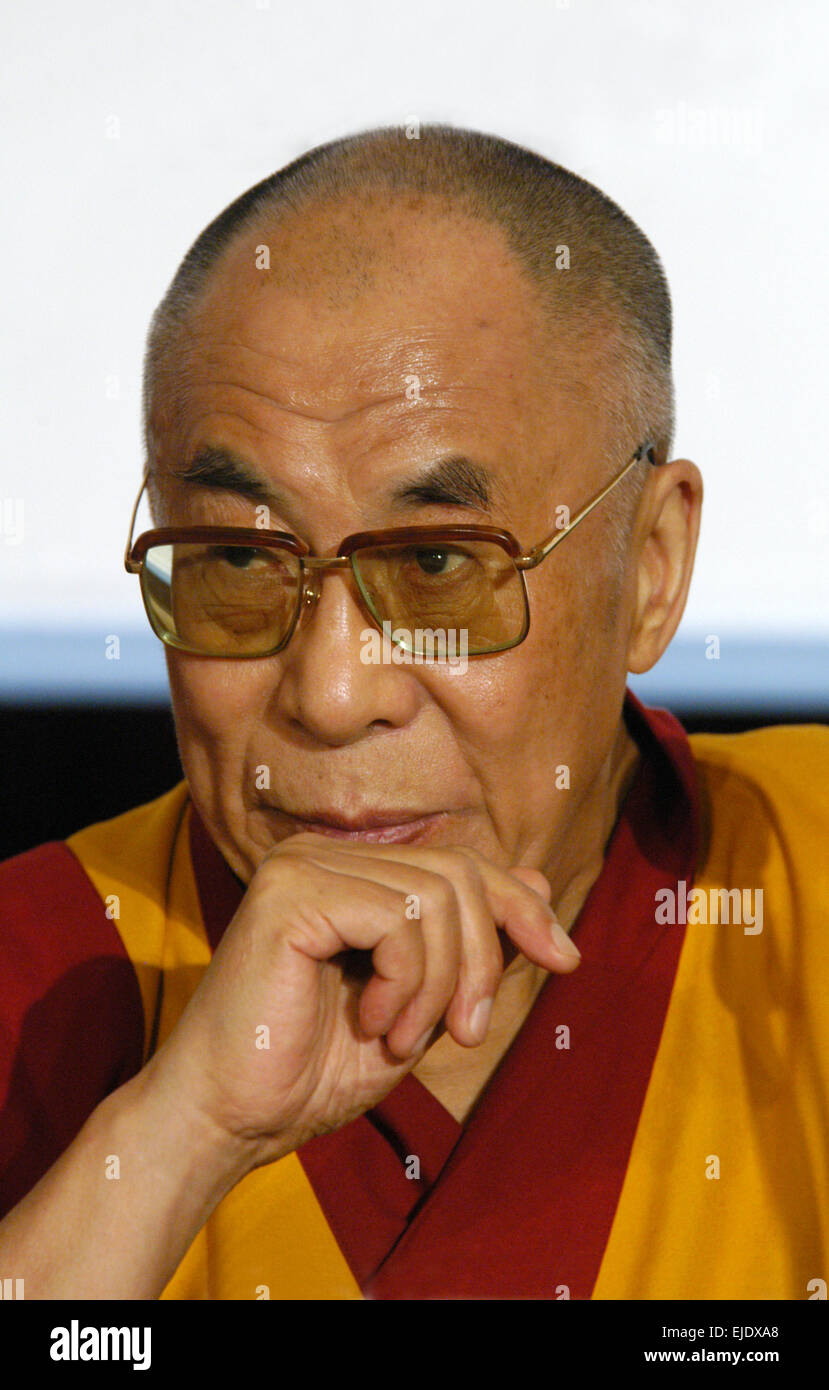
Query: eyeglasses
124 441 655 659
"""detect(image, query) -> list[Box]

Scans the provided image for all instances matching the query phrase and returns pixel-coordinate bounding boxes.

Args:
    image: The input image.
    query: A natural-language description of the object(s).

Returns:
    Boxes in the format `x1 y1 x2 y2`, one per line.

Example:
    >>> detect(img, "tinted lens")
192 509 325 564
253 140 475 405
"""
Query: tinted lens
141 542 302 655
351 540 528 653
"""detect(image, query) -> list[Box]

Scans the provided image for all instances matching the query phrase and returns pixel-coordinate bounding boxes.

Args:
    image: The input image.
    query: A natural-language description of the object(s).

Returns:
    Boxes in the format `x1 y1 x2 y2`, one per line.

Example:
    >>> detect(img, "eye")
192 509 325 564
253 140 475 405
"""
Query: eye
208 546 264 569
412 546 469 575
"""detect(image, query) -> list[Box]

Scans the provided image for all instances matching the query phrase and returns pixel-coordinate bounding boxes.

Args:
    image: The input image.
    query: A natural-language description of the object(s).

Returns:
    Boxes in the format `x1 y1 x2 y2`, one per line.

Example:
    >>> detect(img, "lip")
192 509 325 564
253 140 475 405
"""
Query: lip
269 808 449 844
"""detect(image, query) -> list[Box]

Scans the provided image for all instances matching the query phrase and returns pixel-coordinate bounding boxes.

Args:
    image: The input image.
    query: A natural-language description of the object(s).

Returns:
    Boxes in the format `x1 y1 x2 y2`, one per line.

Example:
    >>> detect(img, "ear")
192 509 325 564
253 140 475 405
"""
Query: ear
626 459 703 674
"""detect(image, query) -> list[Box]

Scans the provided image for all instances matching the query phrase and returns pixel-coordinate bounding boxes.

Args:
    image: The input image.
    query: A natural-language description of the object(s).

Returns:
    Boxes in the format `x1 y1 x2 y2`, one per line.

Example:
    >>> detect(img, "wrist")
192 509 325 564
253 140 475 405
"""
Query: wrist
107 1057 259 1206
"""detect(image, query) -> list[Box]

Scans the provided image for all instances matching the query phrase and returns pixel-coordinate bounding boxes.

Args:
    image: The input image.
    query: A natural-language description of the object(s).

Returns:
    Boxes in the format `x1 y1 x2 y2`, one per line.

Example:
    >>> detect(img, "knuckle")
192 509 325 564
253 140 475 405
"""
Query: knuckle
420 873 458 921
526 897 554 932
449 845 487 874
275 830 319 850
261 839 305 867
254 851 297 887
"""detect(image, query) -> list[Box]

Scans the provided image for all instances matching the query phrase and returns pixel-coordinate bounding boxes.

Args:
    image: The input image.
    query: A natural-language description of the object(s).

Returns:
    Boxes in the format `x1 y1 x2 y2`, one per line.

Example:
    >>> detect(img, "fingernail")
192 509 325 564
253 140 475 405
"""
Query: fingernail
551 921 581 959
410 1028 435 1055
469 996 493 1042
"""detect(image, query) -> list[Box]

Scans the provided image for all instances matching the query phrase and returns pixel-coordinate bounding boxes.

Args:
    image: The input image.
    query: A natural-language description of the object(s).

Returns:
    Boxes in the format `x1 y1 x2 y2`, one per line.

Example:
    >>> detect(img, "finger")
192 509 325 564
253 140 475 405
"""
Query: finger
380 875 462 1058
494 868 553 970
508 866 552 903
273 839 502 1051
363 916 433 1043
445 848 581 972
263 858 428 1035
277 842 466 1057
277 832 579 979
427 856 503 1047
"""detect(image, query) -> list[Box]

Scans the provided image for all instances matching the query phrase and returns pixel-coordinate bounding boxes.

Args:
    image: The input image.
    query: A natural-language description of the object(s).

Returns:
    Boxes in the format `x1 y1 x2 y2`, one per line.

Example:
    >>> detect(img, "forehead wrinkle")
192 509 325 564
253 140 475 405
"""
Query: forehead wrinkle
178 337 502 424
183 375 363 423
169 361 531 491
175 358 440 429
192 328 456 365
160 280 575 521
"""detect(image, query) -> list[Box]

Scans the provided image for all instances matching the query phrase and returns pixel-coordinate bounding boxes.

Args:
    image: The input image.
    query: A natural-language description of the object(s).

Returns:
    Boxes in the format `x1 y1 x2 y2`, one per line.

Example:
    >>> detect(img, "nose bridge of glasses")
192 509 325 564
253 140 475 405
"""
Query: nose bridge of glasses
298 553 353 613
301 555 351 570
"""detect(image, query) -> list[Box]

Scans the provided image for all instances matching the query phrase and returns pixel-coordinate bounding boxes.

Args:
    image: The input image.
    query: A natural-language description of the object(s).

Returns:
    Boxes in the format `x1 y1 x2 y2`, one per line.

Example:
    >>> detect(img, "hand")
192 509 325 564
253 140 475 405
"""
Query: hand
147 836 581 1172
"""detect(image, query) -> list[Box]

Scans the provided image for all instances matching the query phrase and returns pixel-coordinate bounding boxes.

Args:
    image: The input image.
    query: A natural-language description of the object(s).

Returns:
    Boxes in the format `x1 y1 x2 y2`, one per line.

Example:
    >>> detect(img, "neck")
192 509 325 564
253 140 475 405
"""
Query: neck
550 712 641 933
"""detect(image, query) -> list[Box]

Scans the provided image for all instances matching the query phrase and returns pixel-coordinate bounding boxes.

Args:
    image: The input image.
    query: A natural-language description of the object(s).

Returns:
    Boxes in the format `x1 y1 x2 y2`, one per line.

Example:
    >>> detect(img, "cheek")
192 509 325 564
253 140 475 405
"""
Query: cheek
422 624 569 784
462 564 627 796
165 652 273 789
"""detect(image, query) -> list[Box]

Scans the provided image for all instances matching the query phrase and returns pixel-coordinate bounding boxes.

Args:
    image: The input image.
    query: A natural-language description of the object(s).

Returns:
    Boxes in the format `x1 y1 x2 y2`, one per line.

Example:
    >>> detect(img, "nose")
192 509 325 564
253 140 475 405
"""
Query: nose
273 562 422 746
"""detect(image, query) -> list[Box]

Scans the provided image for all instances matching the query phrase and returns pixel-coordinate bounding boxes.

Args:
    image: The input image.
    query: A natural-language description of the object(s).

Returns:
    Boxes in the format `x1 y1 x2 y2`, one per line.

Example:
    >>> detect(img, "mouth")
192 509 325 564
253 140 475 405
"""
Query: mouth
266 808 450 845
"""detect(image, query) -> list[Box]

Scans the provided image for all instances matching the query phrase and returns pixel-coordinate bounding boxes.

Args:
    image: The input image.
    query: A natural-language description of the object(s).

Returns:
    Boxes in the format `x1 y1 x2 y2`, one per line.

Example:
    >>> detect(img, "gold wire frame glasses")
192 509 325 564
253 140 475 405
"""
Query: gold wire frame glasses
124 441 655 659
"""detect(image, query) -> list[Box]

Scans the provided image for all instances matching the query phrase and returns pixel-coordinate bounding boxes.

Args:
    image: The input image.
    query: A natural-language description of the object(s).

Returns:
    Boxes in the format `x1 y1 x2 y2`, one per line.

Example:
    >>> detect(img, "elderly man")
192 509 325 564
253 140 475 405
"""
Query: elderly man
0 125 826 1302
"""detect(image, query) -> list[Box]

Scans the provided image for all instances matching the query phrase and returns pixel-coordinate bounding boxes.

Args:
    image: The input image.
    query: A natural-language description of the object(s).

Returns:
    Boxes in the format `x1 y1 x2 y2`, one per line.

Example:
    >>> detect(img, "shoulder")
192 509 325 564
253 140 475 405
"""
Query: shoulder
0 781 191 929
0 788 192 1220
687 723 828 965
65 780 191 874
0 781 193 1019
689 721 829 793
689 722 829 848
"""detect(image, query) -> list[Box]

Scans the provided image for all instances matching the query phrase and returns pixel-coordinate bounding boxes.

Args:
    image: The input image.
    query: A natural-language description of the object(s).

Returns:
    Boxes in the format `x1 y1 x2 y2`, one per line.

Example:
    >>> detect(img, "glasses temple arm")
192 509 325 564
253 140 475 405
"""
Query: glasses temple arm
515 442 655 571
124 473 149 572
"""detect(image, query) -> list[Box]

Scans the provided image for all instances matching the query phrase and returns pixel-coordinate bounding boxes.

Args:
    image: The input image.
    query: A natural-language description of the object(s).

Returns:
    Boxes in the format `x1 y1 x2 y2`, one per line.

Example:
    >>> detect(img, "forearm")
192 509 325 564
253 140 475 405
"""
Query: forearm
0 1060 253 1299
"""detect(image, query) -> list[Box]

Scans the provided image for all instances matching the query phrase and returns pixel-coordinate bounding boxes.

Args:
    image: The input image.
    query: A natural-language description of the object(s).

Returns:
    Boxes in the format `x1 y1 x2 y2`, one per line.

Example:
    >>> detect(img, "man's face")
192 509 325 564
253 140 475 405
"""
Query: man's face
150 192 639 902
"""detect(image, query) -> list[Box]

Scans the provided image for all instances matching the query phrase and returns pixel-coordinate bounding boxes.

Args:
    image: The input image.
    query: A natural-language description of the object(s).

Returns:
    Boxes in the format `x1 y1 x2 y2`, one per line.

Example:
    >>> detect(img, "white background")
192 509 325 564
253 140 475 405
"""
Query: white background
1 0 827 702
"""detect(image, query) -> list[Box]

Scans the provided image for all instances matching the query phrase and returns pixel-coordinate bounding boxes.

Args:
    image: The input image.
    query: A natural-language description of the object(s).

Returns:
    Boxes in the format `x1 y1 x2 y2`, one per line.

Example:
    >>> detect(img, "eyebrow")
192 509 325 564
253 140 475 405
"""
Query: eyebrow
390 455 493 512
173 446 279 506
174 444 495 515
